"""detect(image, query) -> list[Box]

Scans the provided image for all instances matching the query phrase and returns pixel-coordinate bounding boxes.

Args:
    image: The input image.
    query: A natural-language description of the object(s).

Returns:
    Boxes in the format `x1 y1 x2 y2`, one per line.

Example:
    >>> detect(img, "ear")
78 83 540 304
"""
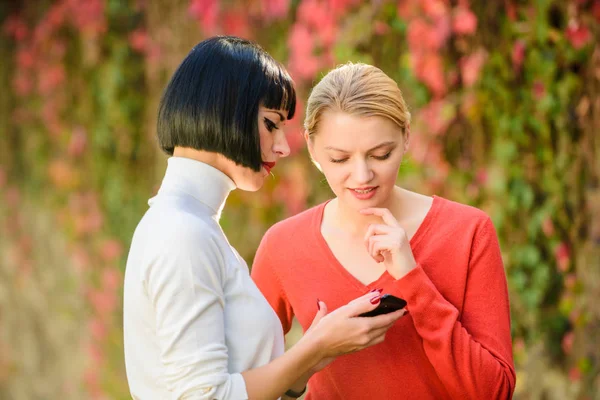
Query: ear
304 130 323 172
403 122 411 153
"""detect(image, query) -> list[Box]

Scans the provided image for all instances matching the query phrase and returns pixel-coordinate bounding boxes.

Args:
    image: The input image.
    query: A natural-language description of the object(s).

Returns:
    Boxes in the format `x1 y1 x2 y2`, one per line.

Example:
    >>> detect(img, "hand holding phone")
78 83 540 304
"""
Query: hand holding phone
358 294 407 317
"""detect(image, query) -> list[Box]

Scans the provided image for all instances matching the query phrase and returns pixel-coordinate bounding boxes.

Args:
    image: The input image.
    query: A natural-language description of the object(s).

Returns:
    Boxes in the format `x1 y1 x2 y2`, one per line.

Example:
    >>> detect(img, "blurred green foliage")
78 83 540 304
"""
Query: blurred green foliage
0 0 598 399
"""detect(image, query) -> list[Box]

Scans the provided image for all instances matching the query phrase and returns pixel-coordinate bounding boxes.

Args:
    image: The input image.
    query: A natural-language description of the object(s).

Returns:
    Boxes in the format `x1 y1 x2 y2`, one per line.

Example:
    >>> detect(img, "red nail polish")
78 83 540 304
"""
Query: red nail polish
370 295 381 305
316 299 321 310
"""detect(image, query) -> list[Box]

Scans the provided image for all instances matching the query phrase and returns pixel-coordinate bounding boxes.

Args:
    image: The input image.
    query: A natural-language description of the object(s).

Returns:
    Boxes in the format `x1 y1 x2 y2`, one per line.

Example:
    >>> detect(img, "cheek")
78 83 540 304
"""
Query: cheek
258 129 271 154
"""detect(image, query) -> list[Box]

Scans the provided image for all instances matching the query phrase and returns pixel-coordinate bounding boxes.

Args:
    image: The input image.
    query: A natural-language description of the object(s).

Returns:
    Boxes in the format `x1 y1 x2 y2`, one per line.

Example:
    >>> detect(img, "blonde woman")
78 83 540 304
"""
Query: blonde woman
252 63 516 399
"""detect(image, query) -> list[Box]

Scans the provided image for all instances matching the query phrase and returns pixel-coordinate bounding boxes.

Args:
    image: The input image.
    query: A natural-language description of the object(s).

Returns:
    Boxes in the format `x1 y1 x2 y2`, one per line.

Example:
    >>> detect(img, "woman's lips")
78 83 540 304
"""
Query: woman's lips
262 161 276 174
349 186 378 200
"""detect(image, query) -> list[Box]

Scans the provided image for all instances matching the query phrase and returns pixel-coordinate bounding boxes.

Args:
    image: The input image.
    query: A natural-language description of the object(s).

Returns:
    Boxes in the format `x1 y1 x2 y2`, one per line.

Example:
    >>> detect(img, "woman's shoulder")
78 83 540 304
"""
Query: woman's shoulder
431 196 495 236
260 201 327 245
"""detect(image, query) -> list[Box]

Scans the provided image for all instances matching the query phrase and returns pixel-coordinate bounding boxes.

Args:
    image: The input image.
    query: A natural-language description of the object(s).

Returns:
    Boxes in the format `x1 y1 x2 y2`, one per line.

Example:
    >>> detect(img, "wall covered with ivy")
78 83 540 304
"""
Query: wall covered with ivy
0 0 598 398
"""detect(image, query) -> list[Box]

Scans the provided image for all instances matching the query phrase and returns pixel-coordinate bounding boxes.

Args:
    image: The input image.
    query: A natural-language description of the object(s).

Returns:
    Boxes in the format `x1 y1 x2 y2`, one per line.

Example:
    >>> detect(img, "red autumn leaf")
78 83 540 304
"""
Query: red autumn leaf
555 242 570 272
561 331 574 354
532 80 545 100
188 0 220 34
566 21 591 49
223 11 251 38
261 0 291 20
408 18 444 51
460 49 486 87
128 29 148 53
100 239 123 262
374 21 391 36
417 53 446 97
422 0 449 19
511 40 526 72
68 127 88 157
453 6 477 35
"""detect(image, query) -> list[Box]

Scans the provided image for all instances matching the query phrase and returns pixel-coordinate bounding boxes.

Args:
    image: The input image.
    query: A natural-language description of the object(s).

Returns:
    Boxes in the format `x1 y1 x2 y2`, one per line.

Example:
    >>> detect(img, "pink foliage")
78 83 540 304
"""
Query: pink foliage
566 20 591 49
71 245 91 273
422 0 449 19
532 80 545 100
100 239 123 263
460 49 486 88
419 100 450 136
68 127 88 157
555 242 570 272
541 217 555 237
17 48 35 69
38 65 66 96
13 72 33 97
452 6 477 35
373 21 391 36
511 40 526 72
408 18 445 51
415 53 446 97
89 318 108 342
189 0 220 34
561 331 574 354
102 268 122 291
223 11 251 38
288 24 320 80
66 0 107 37
88 288 118 317
3 15 28 41
569 366 582 382
261 0 291 20
48 159 76 189
128 29 148 53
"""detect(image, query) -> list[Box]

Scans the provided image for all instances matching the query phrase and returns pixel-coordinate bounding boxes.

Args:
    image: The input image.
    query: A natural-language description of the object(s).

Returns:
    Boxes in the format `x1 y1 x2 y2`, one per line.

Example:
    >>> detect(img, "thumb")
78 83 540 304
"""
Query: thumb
309 299 328 329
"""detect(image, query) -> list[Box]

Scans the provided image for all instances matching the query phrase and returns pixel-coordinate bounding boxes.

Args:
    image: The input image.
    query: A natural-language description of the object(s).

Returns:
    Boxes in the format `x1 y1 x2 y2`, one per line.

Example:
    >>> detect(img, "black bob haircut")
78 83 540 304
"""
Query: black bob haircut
157 36 297 172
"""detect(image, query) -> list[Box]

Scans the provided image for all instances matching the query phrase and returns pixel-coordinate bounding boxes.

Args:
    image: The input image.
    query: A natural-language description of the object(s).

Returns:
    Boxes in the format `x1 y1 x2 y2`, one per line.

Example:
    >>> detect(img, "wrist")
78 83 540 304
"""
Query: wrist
296 331 325 372
390 252 417 280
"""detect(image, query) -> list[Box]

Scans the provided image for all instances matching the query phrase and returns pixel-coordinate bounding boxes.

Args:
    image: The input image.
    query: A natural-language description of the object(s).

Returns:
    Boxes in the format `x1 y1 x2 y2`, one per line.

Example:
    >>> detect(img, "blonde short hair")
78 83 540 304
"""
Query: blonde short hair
304 63 411 137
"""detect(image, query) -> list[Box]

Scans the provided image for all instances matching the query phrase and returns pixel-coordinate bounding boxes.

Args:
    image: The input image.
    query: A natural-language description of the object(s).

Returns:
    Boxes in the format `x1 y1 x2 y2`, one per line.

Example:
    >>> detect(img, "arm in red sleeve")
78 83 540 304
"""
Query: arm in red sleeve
251 229 295 334
390 217 516 399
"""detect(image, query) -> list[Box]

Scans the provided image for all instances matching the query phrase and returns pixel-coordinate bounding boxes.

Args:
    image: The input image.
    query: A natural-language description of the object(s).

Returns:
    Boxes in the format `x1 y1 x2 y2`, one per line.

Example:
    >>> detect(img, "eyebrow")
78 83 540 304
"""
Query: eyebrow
324 141 398 153
264 110 285 122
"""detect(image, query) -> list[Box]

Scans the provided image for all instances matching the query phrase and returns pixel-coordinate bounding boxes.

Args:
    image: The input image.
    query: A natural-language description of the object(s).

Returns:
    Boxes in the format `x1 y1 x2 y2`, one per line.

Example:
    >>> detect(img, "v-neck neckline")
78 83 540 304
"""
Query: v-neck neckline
312 195 442 290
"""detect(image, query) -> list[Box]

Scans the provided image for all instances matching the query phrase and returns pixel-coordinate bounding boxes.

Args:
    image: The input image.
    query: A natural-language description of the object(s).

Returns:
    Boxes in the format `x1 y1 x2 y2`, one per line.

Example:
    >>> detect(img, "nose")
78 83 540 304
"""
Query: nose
353 159 373 184
273 130 291 158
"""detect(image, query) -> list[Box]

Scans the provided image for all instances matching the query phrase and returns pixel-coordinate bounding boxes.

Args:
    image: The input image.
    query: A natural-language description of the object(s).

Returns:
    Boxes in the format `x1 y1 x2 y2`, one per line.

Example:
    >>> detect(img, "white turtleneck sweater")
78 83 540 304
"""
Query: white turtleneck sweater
123 157 285 400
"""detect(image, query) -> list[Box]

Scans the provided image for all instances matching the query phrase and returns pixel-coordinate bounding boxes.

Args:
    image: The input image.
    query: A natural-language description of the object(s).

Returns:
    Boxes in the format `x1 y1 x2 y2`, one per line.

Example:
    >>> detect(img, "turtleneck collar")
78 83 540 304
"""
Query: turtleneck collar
151 156 236 219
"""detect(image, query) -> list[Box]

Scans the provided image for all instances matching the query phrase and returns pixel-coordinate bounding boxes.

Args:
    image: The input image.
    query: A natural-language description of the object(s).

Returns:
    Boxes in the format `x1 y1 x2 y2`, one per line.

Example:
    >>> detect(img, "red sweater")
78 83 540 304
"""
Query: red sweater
251 196 516 400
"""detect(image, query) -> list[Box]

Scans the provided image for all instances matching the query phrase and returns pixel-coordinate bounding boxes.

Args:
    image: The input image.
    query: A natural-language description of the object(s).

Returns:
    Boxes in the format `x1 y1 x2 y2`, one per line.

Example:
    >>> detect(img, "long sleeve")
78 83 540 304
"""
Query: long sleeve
144 225 248 400
389 216 516 399
251 229 295 334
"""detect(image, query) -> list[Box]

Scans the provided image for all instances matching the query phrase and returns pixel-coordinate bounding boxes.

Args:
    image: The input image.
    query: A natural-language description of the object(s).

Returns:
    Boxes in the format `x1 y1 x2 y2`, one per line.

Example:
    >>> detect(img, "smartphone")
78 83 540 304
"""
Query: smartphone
359 294 407 317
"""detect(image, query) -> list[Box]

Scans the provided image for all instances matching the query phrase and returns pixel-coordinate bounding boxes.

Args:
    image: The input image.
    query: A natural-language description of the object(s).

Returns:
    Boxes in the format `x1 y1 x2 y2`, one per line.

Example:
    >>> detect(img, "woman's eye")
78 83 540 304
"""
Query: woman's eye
373 152 392 160
263 118 277 132
329 158 348 164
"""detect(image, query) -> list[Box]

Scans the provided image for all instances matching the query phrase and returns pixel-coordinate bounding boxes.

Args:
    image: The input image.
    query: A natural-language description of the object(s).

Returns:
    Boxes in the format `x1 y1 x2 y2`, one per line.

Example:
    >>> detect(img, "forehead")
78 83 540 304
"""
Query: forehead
315 111 402 148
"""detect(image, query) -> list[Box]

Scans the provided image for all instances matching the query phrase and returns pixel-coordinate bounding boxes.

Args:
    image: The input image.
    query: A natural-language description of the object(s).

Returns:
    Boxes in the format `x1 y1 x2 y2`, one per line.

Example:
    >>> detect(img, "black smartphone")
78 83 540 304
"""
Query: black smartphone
359 294 407 317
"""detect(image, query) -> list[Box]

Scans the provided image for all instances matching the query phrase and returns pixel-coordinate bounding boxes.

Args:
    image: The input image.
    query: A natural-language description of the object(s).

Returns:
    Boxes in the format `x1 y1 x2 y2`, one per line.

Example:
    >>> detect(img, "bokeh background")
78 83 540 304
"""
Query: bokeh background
0 0 598 399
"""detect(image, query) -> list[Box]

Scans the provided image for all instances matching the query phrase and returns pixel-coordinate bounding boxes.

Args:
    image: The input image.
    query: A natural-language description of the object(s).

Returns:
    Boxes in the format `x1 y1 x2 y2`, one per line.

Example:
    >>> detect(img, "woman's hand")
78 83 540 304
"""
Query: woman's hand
360 207 417 280
301 291 406 363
